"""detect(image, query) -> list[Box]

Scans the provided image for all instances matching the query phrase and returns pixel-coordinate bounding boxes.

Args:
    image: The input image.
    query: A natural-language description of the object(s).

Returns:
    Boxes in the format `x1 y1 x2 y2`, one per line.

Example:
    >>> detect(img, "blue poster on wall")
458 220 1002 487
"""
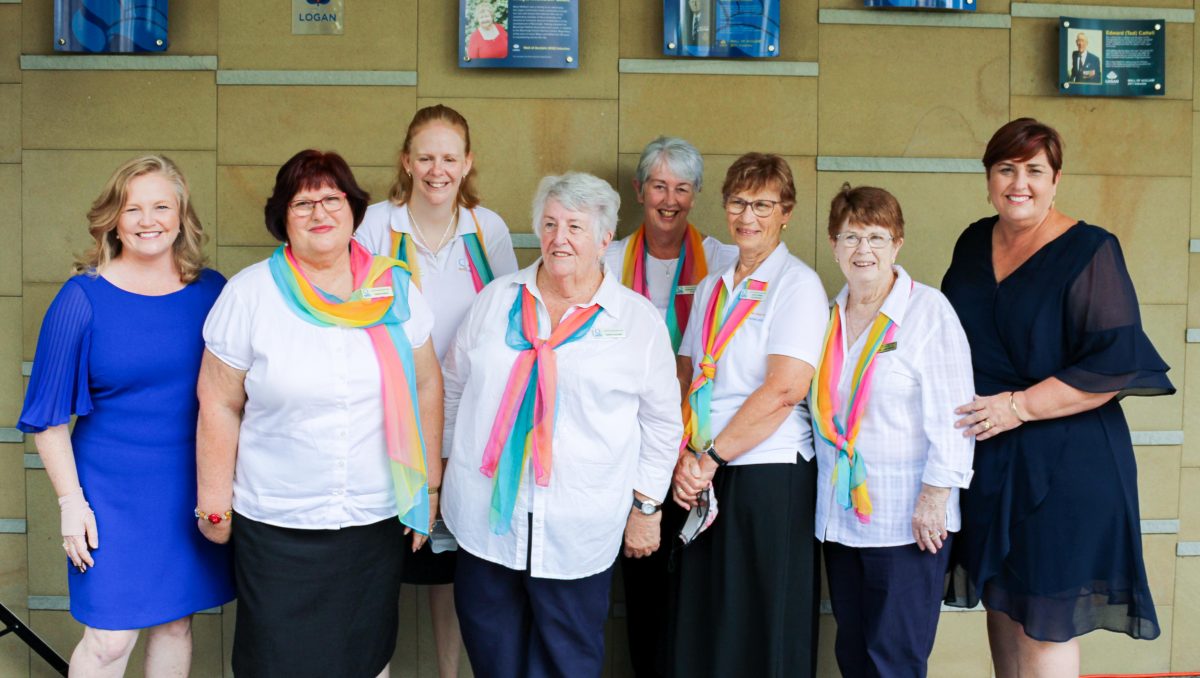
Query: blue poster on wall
663 0 781 58
459 0 580 69
54 0 169 52
863 0 976 11
1058 17 1165 96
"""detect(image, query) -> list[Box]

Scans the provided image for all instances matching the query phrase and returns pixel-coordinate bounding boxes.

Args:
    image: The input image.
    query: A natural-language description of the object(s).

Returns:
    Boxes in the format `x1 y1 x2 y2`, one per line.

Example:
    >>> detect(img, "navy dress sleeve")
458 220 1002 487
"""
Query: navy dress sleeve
18 278 94 432
1055 234 1174 398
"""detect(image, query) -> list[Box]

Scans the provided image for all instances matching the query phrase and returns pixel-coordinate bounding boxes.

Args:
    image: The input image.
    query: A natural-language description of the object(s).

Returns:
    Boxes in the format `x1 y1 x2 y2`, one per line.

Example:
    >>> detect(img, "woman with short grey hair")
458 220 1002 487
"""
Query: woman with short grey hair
442 172 683 677
604 137 737 677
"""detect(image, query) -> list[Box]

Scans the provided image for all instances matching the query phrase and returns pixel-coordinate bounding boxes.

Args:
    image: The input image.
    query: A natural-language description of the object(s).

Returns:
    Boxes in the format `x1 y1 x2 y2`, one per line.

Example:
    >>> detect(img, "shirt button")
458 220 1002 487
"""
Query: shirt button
332 488 342 496
339 430 347 438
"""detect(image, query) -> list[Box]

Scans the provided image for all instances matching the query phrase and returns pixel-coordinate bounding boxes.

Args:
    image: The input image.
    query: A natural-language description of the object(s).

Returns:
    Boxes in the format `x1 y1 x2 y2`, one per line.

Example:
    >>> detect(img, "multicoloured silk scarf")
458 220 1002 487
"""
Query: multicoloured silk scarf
268 241 431 534
390 207 494 292
681 279 768 452
479 285 603 534
809 306 900 525
620 224 707 353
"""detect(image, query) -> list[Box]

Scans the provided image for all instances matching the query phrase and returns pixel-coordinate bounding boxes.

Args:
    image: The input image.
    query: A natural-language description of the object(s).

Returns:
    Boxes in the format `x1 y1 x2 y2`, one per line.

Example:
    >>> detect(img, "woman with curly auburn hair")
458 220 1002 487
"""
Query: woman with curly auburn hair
19 155 233 677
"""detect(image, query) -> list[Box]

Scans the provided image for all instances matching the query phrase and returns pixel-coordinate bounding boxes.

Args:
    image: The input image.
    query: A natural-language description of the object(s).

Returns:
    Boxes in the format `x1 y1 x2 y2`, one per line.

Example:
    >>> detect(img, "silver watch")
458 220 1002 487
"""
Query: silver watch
632 496 661 515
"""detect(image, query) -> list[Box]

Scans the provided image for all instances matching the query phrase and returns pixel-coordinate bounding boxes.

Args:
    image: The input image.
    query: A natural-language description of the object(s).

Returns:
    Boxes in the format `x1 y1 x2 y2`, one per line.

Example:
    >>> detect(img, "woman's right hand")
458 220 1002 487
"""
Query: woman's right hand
197 517 232 544
58 489 98 571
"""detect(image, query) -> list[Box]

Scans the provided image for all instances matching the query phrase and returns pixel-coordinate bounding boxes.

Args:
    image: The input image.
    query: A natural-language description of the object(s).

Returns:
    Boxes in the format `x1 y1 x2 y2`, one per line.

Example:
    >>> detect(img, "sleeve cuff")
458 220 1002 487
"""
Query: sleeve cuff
921 463 974 489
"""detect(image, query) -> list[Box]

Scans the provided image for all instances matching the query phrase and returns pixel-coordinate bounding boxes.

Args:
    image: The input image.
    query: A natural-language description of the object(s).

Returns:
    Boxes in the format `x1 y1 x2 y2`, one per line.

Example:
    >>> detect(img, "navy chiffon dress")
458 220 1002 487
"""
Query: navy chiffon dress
18 270 236 630
940 217 1172 642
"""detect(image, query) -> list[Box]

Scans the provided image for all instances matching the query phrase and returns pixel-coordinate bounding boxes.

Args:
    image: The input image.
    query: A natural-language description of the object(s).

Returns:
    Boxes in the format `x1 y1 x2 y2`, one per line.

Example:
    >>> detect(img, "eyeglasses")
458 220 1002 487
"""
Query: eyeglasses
725 198 780 218
289 192 346 217
835 232 895 249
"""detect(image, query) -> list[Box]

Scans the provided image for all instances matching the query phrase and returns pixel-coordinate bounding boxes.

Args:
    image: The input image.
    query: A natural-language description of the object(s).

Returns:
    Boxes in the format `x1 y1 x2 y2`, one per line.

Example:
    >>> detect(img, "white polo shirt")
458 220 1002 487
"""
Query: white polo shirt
355 201 519 360
815 266 975 547
679 242 828 464
602 232 739 317
441 262 683 579
203 260 434 530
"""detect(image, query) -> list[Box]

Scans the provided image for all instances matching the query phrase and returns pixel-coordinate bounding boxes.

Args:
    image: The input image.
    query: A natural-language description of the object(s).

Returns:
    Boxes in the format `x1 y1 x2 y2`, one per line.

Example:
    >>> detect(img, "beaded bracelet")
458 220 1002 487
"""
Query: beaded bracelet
195 508 233 524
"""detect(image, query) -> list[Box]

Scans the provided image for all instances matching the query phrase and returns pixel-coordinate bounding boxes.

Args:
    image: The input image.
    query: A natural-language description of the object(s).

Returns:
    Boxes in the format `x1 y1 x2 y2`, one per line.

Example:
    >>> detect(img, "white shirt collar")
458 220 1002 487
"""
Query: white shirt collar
833 264 914 327
510 259 623 320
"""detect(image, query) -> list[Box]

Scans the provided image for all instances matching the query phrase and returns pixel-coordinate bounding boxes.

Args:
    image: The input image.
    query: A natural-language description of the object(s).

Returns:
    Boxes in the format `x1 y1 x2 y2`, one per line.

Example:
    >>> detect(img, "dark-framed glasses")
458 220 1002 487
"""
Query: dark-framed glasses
725 198 780 218
835 232 894 249
289 192 346 217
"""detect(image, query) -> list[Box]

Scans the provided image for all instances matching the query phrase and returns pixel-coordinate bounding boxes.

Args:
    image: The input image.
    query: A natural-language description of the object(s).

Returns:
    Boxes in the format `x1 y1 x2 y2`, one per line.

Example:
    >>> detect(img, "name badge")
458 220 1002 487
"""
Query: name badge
590 328 626 340
360 286 394 300
741 289 767 301
878 342 898 353
675 284 698 295
458 257 469 271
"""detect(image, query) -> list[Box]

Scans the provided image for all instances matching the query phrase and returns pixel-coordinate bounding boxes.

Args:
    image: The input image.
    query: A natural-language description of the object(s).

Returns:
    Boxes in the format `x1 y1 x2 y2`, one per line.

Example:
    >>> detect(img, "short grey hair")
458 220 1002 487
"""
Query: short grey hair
635 136 704 192
531 172 620 245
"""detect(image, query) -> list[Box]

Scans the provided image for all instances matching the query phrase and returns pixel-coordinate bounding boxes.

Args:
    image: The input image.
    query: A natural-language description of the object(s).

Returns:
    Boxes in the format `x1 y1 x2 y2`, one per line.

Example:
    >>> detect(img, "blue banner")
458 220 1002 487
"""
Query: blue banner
863 0 976 11
54 0 168 53
664 1 781 58
460 0 580 70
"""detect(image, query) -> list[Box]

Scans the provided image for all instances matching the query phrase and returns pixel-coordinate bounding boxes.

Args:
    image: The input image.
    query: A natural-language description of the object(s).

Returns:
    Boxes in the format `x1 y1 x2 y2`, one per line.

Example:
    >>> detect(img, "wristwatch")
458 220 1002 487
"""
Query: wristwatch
632 496 661 515
704 442 728 467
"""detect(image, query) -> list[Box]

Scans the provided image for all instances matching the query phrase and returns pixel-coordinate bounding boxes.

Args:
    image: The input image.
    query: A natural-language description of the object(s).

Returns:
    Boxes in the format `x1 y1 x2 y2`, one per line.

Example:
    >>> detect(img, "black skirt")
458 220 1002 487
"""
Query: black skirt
231 514 406 678
402 543 457 585
668 455 820 678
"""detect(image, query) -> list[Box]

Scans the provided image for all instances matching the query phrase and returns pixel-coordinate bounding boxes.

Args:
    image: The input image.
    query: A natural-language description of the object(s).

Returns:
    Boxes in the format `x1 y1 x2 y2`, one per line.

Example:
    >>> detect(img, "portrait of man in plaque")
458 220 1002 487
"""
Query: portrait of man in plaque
1069 29 1103 84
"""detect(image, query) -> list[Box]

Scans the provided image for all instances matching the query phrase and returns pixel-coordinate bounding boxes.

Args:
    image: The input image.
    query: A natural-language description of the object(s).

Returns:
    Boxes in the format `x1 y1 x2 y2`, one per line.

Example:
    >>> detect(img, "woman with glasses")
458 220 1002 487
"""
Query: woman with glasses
942 119 1172 675
196 149 444 677
813 184 975 677
669 153 828 677
356 104 518 678
19 156 233 676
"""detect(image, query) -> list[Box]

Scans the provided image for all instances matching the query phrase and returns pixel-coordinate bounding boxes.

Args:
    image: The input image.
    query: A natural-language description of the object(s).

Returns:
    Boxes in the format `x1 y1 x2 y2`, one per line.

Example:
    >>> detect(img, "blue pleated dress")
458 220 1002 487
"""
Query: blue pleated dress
18 269 236 630
941 218 1172 641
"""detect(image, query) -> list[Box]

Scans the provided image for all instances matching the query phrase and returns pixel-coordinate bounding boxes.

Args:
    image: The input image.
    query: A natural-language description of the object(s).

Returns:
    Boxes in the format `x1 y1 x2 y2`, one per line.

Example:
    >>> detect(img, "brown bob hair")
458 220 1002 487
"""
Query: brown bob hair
721 153 796 212
74 155 208 283
387 104 481 209
827 183 905 240
982 118 1064 176
263 150 371 243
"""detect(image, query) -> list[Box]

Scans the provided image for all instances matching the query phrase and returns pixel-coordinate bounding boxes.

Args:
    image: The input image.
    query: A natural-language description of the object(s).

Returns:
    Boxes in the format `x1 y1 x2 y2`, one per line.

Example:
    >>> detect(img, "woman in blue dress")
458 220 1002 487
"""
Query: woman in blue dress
18 156 235 677
941 119 1172 677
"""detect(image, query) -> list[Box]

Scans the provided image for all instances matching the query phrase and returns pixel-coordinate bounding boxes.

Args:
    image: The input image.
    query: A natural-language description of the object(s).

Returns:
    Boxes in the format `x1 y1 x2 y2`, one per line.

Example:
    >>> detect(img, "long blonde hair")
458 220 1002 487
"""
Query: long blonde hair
74 155 208 283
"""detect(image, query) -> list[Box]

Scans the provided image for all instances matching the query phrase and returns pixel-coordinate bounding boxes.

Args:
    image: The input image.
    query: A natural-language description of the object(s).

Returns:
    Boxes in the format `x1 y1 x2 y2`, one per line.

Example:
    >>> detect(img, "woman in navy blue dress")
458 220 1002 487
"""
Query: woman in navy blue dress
941 119 1172 677
18 156 235 677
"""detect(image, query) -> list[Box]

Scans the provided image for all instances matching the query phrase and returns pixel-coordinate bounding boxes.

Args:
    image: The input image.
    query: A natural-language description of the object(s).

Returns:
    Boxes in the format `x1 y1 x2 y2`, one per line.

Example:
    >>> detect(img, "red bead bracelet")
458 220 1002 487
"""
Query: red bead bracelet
194 508 233 524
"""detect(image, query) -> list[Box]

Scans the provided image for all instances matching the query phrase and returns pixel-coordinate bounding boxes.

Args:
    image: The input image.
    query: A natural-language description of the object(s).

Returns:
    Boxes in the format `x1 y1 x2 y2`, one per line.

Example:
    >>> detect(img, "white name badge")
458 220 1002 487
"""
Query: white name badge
590 328 626 340
676 285 698 295
360 286 395 300
741 289 767 301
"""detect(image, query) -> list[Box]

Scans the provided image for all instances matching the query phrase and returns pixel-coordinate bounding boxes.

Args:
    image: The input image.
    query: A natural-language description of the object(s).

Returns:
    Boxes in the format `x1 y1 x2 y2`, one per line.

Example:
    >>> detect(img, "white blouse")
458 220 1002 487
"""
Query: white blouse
602 233 739 317
679 242 829 465
355 201 519 360
441 263 683 580
814 266 975 547
203 260 434 530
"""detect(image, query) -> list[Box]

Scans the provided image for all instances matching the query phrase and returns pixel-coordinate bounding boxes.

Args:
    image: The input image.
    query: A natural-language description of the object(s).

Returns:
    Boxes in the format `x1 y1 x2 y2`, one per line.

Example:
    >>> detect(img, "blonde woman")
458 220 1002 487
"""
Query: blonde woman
19 156 234 677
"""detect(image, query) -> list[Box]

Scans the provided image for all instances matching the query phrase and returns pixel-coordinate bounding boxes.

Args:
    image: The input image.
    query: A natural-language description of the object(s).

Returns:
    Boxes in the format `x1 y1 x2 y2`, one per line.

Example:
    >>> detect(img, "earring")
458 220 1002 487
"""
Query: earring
782 223 788 230
834 257 839 263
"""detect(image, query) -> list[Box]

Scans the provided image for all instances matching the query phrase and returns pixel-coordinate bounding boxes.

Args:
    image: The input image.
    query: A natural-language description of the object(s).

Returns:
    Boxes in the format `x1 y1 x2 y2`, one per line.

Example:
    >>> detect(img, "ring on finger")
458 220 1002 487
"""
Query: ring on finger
981 419 993 431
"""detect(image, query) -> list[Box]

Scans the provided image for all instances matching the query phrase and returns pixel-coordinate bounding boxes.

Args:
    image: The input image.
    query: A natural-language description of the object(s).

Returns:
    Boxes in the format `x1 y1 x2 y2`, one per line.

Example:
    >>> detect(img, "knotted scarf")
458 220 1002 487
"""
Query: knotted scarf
479 284 603 534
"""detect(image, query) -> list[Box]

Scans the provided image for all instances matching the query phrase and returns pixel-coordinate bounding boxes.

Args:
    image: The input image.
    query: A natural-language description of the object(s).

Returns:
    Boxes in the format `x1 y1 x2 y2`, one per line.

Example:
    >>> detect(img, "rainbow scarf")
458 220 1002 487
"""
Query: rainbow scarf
620 224 707 353
681 279 768 451
479 284 603 535
390 207 494 292
809 304 900 525
268 241 431 534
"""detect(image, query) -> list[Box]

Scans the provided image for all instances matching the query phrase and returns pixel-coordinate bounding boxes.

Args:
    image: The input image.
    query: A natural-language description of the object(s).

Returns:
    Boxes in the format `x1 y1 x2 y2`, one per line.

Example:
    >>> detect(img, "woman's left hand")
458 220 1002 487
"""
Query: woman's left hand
406 492 438 552
671 452 716 509
954 392 1022 441
911 484 950 554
